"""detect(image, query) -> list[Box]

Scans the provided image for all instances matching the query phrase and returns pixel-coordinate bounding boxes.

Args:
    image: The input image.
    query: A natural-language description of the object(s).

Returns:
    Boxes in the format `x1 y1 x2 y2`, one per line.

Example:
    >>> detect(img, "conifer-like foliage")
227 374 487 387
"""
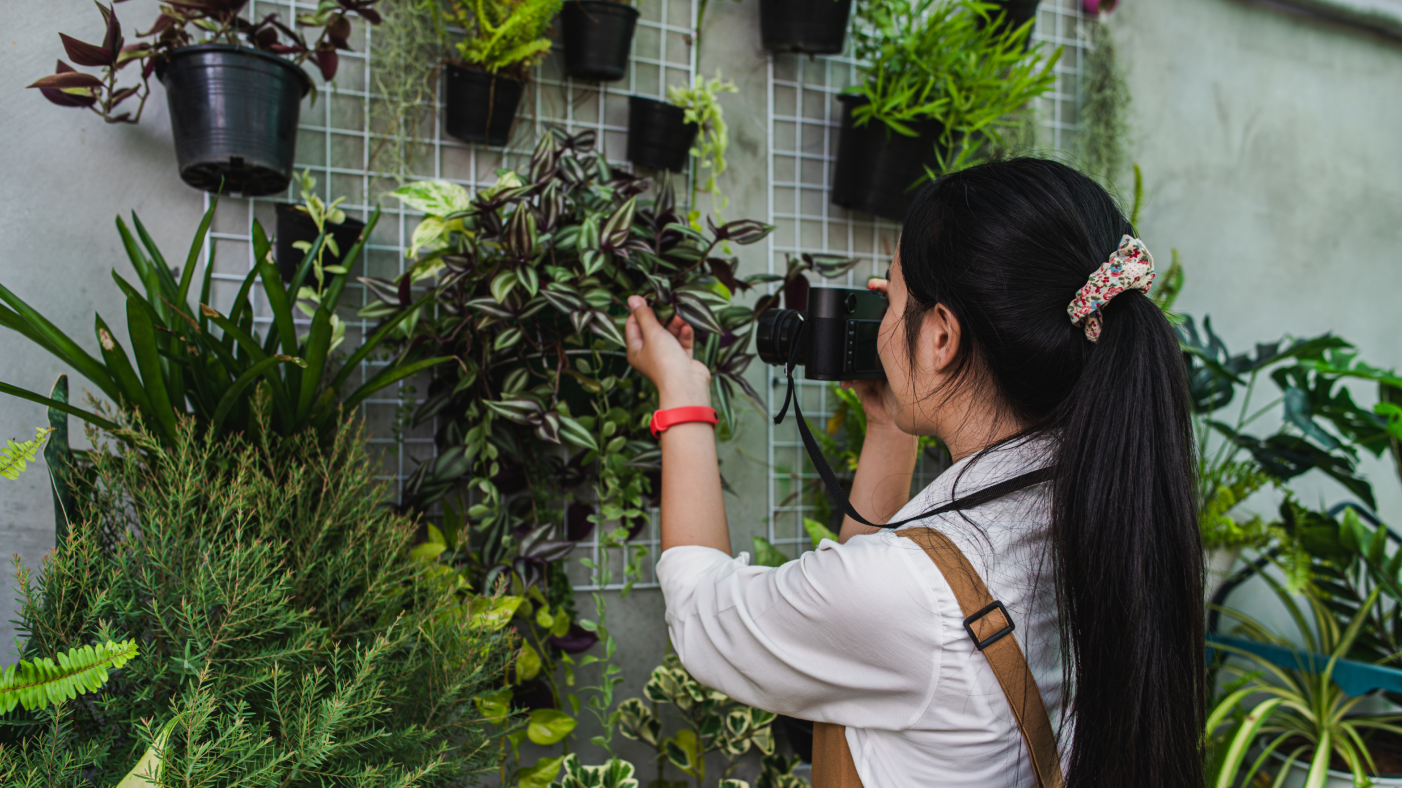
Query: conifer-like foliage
0 640 137 714
0 413 513 785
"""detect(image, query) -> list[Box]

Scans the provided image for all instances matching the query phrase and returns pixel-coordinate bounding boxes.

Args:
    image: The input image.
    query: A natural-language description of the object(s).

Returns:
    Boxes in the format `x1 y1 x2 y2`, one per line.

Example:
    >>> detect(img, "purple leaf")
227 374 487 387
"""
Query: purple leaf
58 34 113 67
549 623 599 654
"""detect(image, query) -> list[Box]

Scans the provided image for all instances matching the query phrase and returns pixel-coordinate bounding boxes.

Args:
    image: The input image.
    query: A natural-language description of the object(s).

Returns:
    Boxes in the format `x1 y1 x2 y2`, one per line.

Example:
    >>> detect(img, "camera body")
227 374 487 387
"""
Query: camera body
756 287 886 380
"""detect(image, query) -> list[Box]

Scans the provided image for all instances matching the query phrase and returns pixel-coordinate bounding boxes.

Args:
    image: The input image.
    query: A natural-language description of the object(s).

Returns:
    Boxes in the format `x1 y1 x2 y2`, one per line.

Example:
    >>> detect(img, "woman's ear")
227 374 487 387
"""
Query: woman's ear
920 303 962 374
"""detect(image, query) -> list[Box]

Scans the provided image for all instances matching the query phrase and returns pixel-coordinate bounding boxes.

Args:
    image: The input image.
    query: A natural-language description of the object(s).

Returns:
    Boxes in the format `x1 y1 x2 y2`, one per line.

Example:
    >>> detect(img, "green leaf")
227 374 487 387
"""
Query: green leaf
527 708 577 745
520 756 566 788
664 729 700 776
0 282 119 401
0 427 53 480
803 517 838 549
390 180 473 216
125 296 180 442
0 639 138 714
750 537 789 568
516 641 543 683
0 382 122 434
210 355 306 432
179 198 217 307
114 718 174 788
558 415 599 452
296 308 333 421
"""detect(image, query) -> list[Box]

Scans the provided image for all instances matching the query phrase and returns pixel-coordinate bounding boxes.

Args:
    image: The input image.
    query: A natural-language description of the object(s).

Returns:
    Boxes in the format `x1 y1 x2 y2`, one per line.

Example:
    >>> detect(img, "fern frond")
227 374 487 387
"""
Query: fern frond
0 639 139 713
0 427 54 480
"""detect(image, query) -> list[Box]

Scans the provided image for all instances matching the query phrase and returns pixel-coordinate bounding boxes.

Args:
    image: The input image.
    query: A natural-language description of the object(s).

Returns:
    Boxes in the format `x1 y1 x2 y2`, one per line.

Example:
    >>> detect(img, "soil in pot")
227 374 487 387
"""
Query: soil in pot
156 45 311 197
274 203 367 284
444 64 525 147
759 0 853 55
831 95 947 222
626 95 697 173
561 1 640 82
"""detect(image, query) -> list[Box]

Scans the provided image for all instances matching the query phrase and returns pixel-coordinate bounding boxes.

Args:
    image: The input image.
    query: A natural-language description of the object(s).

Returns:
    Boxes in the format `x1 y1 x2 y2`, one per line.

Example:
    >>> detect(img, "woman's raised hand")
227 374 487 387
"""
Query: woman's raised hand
625 295 712 409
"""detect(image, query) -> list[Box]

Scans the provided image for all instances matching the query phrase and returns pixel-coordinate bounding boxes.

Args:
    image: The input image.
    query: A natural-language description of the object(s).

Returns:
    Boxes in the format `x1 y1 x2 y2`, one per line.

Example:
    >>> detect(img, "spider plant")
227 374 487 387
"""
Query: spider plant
1207 570 1402 787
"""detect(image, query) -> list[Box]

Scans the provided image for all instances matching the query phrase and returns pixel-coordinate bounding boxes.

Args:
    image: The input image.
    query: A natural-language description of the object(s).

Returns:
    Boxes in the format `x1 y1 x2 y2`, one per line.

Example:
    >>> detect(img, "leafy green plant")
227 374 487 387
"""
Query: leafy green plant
451 0 564 78
0 428 53 481
0 194 447 449
847 0 1060 176
1079 21 1130 190
1208 571 1402 787
615 653 805 788
668 72 739 216
0 639 137 715
0 412 514 785
27 0 381 123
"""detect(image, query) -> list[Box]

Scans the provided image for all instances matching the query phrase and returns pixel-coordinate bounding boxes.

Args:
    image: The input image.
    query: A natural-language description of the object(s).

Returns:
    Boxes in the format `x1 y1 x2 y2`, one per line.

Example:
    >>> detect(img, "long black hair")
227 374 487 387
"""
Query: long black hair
898 158 1204 787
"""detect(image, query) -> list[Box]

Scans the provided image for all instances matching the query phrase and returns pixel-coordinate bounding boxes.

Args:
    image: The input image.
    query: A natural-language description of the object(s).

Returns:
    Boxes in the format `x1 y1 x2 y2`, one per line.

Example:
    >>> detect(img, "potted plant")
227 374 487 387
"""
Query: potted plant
628 71 736 207
27 0 381 196
832 0 1059 221
560 0 641 82
275 170 366 283
758 0 853 55
444 0 563 146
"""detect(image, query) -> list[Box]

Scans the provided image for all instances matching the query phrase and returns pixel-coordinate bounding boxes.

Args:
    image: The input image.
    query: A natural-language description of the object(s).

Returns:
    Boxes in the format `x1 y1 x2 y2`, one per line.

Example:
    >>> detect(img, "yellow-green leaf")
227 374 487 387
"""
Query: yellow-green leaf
527 708 577 745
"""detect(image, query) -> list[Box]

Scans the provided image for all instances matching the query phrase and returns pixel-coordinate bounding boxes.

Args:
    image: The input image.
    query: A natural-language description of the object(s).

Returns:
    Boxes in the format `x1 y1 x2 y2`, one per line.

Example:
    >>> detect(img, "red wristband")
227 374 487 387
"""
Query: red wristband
649 406 718 438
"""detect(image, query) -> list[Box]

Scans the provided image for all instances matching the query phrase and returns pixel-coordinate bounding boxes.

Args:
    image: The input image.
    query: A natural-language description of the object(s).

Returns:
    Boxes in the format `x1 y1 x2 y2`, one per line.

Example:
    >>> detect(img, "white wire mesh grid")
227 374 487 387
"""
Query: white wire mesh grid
764 0 1096 558
197 0 697 590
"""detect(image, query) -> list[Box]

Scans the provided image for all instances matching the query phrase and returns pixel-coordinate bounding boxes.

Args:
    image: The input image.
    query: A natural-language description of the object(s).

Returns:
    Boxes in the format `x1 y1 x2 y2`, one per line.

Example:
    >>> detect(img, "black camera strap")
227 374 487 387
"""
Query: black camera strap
774 320 1053 529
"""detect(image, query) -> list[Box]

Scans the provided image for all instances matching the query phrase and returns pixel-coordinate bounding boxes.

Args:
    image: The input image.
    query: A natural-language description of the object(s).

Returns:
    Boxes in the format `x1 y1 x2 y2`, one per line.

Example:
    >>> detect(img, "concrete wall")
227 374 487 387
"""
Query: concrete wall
1111 0 1402 526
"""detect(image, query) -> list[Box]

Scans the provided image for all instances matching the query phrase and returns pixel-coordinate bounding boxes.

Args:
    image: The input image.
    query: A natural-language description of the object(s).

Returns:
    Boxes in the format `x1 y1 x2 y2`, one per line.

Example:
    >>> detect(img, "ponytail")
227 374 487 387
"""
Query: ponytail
899 160 1204 788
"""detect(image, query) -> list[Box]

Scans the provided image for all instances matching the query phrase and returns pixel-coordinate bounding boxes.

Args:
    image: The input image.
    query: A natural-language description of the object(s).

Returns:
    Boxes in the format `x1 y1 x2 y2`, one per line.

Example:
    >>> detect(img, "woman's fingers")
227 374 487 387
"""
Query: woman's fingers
867 277 889 295
625 310 644 354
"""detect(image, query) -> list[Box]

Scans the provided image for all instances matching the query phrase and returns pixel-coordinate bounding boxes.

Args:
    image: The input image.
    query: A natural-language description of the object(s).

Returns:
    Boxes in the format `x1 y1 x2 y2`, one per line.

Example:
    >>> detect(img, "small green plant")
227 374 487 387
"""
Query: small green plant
451 0 564 79
0 639 137 715
289 170 351 352
848 0 1061 176
668 71 738 217
615 653 804 788
0 194 446 448
0 427 52 480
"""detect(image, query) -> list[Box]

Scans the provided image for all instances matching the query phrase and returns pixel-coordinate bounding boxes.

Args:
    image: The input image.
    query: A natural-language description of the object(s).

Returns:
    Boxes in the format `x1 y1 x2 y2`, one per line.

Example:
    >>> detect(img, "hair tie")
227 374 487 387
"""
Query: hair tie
1067 235 1155 342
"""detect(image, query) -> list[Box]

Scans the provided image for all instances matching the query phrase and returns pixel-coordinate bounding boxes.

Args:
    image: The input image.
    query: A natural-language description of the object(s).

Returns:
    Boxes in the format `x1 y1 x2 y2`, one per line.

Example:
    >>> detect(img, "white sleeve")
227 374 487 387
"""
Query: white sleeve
655 533 948 731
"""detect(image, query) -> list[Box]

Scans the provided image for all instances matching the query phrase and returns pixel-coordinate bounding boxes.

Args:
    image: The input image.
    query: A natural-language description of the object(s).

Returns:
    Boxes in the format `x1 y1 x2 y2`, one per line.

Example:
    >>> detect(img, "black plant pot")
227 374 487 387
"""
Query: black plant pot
274 203 366 284
561 1 640 82
627 95 697 173
155 45 311 197
987 0 1040 37
759 0 853 55
444 64 525 147
831 95 947 222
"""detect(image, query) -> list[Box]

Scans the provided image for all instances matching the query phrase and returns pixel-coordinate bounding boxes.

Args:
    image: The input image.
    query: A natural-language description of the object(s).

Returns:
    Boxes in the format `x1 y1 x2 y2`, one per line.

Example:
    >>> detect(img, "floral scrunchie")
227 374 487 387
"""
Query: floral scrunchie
1067 235 1156 342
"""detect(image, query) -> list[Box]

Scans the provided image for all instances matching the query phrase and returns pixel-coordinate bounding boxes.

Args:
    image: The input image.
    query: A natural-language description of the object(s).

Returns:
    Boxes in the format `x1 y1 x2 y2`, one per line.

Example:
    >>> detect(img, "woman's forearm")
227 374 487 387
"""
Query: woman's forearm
839 426 919 543
657 393 731 554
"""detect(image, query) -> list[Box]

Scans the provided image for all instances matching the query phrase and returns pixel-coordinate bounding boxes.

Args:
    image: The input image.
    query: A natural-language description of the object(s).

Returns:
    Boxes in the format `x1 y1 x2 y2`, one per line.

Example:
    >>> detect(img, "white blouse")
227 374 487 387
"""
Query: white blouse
655 437 1068 788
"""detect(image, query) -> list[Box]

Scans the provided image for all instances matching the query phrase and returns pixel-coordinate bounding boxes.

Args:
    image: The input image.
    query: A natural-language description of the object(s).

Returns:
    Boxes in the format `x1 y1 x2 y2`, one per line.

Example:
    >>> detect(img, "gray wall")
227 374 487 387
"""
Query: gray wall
1112 0 1402 525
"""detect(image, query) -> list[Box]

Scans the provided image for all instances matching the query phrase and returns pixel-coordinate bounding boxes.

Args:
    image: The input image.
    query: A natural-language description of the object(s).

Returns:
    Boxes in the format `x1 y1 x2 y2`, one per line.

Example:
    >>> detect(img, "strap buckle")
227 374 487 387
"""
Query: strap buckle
963 600 1015 651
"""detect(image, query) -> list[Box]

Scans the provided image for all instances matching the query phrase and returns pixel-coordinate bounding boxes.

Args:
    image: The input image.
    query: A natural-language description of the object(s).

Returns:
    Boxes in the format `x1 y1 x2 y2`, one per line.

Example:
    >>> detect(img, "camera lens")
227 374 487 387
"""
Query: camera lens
756 309 805 367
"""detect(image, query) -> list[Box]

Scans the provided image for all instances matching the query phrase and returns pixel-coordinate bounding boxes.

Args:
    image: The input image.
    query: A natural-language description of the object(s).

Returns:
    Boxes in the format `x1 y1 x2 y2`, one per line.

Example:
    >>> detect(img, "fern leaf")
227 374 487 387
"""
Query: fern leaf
0 639 139 713
0 427 54 480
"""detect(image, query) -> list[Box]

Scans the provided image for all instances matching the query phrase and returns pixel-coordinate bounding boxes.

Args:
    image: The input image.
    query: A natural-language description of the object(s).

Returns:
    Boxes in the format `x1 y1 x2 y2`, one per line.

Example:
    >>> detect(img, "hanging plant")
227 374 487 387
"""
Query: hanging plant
26 0 382 195
443 0 563 146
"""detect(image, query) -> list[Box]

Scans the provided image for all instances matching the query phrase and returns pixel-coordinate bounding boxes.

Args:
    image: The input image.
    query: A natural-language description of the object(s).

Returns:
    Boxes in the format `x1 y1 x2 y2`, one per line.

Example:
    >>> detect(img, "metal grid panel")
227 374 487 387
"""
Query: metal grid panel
764 0 1095 557
199 0 697 589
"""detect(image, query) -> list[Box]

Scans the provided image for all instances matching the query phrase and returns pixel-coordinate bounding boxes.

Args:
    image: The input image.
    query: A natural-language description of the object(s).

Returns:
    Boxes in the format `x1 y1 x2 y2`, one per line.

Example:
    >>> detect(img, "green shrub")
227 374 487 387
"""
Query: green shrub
0 413 513 786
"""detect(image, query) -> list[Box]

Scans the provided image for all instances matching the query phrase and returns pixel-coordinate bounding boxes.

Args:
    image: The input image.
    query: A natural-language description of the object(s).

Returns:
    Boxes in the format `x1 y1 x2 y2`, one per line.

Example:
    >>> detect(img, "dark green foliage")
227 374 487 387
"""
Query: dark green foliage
0 196 448 451
0 414 512 785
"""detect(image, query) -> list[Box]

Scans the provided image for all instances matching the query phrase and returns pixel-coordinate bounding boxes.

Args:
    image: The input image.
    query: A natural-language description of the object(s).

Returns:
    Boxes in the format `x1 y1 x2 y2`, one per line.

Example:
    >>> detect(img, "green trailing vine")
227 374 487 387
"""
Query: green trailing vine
368 0 449 184
0 427 52 480
669 72 739 218
0 639 138 714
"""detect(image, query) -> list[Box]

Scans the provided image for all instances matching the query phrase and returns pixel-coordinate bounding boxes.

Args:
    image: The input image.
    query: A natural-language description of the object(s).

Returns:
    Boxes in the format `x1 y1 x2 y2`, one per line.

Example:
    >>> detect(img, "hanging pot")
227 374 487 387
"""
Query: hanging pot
987 0 1040 36
626 95 696 173
155 45 311 197
444 63 525 147
759 0 853 55
561 1 640 82
274 203 366 284
830 95 946 222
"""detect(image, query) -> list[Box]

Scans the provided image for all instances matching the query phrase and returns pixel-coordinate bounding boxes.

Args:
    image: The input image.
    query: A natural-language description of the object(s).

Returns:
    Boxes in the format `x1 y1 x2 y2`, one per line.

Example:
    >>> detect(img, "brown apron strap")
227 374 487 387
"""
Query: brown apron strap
810 529 1064 788
899 527 1064 788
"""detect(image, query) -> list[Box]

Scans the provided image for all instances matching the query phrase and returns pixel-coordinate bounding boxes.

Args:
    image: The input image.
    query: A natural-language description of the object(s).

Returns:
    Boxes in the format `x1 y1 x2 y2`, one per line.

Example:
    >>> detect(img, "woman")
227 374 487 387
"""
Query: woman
624 159 1205 788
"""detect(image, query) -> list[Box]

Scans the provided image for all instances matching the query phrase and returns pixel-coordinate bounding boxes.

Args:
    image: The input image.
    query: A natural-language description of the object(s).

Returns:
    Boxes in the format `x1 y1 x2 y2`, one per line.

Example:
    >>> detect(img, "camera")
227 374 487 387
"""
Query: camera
756 287 887 380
